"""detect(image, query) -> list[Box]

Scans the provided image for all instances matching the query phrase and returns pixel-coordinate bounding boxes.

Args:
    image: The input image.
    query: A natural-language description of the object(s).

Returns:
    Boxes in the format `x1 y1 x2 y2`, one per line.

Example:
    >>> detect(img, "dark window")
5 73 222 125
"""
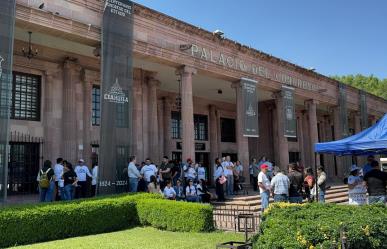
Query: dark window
221 118 236 142
289 152 300 164
172 152 182 162
171 111 181 139
116 102 129 128
8 142 40 195
11 72 41 121
92 85 101 126
194 114 208 141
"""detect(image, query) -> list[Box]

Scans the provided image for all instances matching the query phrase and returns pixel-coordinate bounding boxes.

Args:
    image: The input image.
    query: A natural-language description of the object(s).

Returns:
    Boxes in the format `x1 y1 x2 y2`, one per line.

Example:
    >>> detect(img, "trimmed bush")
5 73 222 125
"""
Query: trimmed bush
252 203 387 249
136 199 214 232
0 193 213 248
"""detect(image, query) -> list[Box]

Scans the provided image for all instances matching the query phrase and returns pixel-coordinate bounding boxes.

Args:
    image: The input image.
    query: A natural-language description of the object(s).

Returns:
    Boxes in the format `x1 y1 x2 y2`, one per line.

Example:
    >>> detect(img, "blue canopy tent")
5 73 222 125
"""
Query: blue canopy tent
315 114 387 156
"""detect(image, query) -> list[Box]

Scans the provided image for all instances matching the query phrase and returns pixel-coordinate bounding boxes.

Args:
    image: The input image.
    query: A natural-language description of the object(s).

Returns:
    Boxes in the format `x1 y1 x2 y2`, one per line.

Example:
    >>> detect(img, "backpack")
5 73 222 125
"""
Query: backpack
39 168 52 189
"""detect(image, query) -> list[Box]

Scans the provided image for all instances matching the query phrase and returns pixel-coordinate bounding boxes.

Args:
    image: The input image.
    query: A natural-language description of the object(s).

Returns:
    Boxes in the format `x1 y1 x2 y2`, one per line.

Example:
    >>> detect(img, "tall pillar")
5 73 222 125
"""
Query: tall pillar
81 70 93 166
232 81 250 182
273 92 289 170
323 115 335 178
163 97 173 159
132 69 144 162
157 99 164 162
176 66 196 162
147 77 160 163
62 59 83 163
306 99 320 168
297 112 306 167
141 74 149 160
333 107 346 177
301 111 311 168
353 112 361 134
209 104 219 183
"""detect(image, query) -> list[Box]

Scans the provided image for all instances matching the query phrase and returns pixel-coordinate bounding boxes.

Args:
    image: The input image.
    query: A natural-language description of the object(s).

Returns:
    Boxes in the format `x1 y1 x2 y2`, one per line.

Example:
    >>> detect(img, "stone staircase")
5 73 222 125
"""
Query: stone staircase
212 185 348 230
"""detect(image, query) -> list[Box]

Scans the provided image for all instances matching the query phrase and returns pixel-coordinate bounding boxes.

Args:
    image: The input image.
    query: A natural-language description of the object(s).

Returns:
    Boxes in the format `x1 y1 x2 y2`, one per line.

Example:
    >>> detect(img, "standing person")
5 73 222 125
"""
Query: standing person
362 155 376 176
270 168 290 202
62 162 78 201
251 158 260 191
53 158 64 201
288 163 304 203
140 158 158 186
37 160 55 202
348 165 367 205
313 166 327 203
91 163 98 197
147 175 161 194
258 164 271 212
74 159 92 198
183 158 193 184
128 156 141 193
185 179 198 202
214 158 225 202
223 156 234 196
171 159 181 186
159 156 173 190
173 179 185 201
163 180 176 200
234 160 244 193
303 167 315 202
197 163 206 182
364 160 387 204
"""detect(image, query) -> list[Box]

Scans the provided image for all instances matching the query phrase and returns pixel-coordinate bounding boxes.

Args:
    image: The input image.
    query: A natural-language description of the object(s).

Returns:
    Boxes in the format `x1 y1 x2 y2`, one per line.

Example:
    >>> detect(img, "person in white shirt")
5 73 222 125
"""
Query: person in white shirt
183 158 194 183
128 156 141 193
53 157 64 201
222 156 234 196
348 165 367 205
74 159 92 198
258 164 271 212
91 164 98 197
185 179 198 202
214 158 225 201
140 158 158 184
163 180 176 200
197 163 206 181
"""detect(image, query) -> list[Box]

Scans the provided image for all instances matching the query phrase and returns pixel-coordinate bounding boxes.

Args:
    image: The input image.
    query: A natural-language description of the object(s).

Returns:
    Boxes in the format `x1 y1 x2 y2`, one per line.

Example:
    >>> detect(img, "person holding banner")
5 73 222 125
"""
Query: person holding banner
347 165 367 205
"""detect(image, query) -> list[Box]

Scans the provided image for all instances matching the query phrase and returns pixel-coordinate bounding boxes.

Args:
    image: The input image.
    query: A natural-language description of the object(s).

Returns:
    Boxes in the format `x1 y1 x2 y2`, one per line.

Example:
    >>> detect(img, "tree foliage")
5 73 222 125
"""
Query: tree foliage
331 74 387 100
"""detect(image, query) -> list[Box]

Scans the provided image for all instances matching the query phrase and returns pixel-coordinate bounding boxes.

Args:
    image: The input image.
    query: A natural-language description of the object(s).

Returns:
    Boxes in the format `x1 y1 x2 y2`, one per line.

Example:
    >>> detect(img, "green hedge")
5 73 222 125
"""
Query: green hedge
136 199 214 232
0 193 213 248
252 203 387 249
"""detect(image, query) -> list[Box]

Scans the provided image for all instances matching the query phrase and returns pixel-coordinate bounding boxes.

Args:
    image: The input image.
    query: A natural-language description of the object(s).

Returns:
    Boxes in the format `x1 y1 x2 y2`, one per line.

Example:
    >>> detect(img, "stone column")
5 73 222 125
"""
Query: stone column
297 112 306 166
132 69 144 162
306 99 320 168
353 112 361 134
333 107 346 177
62 59 82 163
273 92 289 170
232 81 250 182
176 66 196 162
157 99 164 162
81 69 93 166
301 111 311 168
323 115 335 178
141 74 149 160
209 104 219 183
147 77 160 163
163 97 173 159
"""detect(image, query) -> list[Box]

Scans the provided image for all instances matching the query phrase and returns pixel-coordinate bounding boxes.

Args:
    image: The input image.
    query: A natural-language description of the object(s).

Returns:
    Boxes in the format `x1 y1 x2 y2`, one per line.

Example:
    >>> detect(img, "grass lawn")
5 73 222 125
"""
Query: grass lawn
11 227 244 249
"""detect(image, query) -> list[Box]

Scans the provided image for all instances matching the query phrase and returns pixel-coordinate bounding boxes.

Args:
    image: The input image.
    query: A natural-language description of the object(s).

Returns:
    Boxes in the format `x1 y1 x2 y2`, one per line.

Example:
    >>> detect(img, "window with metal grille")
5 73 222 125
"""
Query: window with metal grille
116 102 129 128
92 85 100 126
194 114 208 141
220 118 236 142
11 72 41 121
171 111 181 139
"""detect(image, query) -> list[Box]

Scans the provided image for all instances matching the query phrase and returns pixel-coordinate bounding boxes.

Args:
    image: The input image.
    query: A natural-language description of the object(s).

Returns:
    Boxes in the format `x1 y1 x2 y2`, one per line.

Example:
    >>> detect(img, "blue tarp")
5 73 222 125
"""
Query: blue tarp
315 114 387 156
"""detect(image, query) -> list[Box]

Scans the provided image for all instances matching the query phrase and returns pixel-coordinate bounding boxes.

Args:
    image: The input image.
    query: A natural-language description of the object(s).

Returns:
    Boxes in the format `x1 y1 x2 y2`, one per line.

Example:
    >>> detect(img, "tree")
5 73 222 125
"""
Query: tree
331 74 387 100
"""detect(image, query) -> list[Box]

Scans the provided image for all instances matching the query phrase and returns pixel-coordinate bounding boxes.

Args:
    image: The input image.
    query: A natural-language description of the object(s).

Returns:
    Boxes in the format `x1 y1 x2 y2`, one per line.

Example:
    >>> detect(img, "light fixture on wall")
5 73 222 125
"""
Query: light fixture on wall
22 31 38 60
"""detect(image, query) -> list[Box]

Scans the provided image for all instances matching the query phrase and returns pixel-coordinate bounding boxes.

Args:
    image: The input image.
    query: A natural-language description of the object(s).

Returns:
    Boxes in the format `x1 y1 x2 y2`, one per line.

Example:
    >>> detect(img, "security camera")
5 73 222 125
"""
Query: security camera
213 29 224 37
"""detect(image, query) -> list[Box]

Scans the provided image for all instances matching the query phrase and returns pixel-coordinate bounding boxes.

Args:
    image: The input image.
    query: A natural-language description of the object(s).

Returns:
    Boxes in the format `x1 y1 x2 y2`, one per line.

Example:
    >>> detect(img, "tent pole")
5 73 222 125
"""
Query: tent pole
314 152 319 203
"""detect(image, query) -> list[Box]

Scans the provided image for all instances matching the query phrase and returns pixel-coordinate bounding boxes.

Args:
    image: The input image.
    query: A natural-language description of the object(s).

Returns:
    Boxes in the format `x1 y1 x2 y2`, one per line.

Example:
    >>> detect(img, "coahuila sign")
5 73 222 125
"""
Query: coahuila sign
190 44 320 91
103 78 129 104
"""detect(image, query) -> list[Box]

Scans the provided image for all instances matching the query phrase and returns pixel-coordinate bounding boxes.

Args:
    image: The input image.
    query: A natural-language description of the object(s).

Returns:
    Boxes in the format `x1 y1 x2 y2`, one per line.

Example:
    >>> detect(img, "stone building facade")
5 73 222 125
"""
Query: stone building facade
5 0 387 196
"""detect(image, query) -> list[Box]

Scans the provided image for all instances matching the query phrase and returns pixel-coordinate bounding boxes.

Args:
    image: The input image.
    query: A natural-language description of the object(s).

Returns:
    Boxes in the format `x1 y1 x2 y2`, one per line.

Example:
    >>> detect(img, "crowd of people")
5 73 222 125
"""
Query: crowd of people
37 154 386 208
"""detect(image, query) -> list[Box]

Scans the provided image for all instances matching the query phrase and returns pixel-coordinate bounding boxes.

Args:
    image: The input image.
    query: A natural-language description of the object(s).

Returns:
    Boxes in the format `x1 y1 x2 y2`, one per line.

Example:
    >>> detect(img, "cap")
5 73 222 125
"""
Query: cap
260 164 269 169
79 159 85 163
350 164 359 172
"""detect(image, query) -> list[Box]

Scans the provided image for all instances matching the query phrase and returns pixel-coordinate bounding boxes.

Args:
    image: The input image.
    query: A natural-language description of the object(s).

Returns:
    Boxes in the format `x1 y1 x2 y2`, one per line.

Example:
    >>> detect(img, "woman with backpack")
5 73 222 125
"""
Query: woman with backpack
37 160 55 202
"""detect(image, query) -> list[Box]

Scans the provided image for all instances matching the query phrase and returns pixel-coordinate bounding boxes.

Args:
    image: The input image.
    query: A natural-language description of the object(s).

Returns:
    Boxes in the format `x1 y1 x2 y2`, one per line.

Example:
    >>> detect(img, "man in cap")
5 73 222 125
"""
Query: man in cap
74 159 92 198
258 164 271 212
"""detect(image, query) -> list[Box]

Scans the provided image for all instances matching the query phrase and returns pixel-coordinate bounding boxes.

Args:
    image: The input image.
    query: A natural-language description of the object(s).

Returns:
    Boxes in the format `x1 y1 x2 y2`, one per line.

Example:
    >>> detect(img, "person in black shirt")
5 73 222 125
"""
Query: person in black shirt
37 160 55 202
364 160 387 204
288 163 304 203
62 162 78 201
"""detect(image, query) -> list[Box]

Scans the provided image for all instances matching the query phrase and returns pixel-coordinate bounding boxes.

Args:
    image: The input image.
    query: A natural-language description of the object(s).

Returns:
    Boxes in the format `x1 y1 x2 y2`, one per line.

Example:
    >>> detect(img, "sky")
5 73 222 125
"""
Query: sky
133 0 387 79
